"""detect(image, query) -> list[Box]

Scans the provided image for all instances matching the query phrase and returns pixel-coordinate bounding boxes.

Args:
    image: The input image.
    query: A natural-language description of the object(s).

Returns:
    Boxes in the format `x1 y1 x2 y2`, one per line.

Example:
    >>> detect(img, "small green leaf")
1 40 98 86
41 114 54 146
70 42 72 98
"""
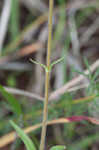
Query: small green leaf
50 145 66 150
50 57 64 69
84 57 90 71
30 59 41 65
0 85 22 116
30 58 46 70
10 120 36 150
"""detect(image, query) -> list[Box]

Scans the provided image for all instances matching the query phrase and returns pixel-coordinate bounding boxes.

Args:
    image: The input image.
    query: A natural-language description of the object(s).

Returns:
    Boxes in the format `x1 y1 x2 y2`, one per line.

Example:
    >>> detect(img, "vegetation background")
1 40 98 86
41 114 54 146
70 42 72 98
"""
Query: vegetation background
0 0 99 149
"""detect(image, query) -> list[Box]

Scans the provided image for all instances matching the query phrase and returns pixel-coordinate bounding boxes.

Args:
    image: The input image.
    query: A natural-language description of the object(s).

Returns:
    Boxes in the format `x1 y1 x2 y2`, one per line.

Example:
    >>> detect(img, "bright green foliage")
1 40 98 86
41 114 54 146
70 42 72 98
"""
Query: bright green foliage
0 85 22 116
10 120 36 150
50 145 66 150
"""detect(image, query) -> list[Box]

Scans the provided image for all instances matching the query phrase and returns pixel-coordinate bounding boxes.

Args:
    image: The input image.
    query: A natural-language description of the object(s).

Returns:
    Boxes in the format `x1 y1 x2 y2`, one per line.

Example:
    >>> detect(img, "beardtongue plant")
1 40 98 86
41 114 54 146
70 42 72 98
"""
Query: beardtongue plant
10 0 66 149
9 0 99 149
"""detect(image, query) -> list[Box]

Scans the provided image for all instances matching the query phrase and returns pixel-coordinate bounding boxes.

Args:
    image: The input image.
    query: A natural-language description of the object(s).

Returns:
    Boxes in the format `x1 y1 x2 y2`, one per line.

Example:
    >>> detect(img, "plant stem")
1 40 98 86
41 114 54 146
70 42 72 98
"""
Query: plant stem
39 0 54 150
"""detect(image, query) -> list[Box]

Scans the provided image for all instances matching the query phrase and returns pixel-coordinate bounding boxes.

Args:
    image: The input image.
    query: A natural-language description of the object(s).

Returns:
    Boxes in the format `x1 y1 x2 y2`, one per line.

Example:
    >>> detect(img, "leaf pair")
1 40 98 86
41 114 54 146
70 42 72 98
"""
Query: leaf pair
30 57 64 73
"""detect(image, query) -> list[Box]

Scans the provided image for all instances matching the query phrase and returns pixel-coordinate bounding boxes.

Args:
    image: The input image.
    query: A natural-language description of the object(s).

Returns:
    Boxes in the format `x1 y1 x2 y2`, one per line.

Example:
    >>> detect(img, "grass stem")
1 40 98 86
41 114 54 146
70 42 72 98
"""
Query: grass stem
39 0 54 149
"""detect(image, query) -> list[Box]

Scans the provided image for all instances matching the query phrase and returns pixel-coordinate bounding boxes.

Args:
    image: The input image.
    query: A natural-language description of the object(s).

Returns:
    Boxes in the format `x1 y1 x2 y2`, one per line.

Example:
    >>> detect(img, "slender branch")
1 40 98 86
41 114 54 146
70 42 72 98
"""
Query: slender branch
39 0 54 149
4 86 44 101
1 115 99 148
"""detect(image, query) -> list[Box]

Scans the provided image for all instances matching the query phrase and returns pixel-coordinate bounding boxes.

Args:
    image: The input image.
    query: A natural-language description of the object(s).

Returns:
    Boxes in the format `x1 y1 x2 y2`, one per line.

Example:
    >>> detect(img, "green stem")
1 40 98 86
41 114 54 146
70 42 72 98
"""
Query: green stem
39 0 54 150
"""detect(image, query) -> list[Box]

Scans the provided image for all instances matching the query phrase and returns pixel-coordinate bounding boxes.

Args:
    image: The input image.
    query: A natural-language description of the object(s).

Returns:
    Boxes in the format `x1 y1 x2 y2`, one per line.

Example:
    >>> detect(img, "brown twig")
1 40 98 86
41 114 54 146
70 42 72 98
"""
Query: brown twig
1 115 99 148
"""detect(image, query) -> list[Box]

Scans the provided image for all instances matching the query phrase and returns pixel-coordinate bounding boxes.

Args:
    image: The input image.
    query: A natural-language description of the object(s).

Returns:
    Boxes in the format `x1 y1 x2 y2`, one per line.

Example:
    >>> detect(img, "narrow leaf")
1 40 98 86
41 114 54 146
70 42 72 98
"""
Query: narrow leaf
0 85 22 116
50 145 66 150
83 57 91 78
10 120 36 150
84 57 90 71
30 58 46 70
50 57 64 68
93 68 99 80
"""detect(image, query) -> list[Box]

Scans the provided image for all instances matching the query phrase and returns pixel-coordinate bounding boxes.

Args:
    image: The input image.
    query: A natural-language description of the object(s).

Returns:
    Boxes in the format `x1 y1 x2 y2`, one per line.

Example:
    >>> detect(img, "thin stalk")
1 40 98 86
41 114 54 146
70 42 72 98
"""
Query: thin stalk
39 0 54 150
